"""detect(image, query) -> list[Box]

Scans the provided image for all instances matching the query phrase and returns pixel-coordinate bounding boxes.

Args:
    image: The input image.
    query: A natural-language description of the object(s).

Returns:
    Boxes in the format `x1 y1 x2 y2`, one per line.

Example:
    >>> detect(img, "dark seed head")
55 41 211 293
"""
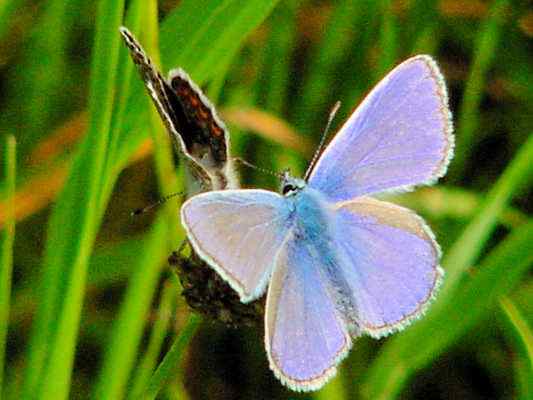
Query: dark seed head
169 248 264 327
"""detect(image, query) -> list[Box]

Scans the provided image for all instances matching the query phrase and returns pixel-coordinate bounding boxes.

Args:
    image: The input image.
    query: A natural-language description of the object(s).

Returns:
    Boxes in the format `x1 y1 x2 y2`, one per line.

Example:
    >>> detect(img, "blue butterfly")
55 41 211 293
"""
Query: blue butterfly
181 55 454 391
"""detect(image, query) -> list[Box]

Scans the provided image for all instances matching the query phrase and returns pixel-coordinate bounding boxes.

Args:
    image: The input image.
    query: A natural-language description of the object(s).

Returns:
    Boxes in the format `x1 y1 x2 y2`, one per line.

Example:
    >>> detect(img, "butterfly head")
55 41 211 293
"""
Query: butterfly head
280 170 306 197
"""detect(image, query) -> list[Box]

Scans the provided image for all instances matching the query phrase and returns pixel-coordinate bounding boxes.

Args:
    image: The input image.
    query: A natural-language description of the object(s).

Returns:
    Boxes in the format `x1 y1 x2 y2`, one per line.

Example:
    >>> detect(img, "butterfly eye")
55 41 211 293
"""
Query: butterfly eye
282 184 296 195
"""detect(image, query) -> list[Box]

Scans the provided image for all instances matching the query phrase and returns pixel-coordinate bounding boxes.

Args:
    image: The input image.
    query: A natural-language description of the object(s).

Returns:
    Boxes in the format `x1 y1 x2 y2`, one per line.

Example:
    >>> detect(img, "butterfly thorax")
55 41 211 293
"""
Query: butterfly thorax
289 186 336 244
280 171 335 241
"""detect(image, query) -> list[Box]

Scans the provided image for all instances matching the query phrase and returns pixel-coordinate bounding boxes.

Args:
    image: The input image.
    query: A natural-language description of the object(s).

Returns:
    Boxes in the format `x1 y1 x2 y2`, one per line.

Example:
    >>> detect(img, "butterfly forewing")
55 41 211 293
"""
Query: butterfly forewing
308 55 453 202
181 190 292 302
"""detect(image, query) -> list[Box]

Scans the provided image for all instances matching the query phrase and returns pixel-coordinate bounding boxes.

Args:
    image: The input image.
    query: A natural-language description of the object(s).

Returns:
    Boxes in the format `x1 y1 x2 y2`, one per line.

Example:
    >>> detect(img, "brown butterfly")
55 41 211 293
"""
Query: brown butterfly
119 27 237 192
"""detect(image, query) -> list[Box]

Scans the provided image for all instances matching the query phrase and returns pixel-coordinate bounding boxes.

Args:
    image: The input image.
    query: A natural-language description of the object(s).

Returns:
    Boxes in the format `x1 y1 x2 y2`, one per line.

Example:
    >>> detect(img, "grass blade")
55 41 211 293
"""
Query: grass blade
101 0 144 179
91 217 171 399
256 0 297 115
443 133 533 293
24 0 69 134
21 0 126 398
252 0 299 185
128 278 179 399
294 0 366 135
92 1 183 395
499 296 533 400
375 0 398 80
12 0 82 158
160 0 282 82
448 0 509 181
314 372 347 400
142 314 202 400
409 0 441 54
0 0 25 39
0 135 16 395
390 187 528 229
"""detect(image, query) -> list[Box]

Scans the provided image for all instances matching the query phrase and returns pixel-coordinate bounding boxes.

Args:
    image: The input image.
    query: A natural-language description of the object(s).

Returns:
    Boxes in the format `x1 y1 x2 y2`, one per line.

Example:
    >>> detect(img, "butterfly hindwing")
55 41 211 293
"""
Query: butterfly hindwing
308 55 453 202
181 190 292 302
168 68 231 174
334 196 443 337
265 230 351 392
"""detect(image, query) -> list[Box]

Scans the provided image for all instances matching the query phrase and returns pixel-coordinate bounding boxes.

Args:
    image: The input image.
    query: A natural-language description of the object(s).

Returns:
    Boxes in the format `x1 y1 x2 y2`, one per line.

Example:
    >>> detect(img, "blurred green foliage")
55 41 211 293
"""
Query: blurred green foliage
0 0 531 399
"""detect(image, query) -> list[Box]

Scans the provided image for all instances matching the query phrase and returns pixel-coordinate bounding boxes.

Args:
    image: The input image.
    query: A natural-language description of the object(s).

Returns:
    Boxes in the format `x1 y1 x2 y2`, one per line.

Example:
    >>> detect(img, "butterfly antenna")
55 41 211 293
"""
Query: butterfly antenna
234 157 284 179
303 101 341 181
131 191 184 217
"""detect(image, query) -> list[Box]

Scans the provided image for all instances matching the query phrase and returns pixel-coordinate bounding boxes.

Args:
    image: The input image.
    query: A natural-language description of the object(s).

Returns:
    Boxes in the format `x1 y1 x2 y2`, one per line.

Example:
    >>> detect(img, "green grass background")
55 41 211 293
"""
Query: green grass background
0 0 531 399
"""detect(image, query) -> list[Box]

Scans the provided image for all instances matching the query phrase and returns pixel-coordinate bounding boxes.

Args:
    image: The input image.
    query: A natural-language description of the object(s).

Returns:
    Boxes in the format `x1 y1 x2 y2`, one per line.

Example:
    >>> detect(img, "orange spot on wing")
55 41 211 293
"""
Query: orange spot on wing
188 95 200 107
211 124 223 137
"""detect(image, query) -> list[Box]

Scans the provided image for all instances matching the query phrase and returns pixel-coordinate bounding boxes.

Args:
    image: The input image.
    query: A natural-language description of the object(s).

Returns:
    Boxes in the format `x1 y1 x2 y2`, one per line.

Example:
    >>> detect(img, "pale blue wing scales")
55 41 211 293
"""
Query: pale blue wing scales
265 233 351 392
181 190 292 302
308 55 454 202
334 197 443 337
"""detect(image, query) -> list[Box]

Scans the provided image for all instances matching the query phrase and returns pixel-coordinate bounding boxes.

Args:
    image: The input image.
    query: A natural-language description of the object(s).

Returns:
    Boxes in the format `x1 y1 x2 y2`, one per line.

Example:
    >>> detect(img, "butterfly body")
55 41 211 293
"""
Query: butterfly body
181 55 454 391
285 184 333 237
